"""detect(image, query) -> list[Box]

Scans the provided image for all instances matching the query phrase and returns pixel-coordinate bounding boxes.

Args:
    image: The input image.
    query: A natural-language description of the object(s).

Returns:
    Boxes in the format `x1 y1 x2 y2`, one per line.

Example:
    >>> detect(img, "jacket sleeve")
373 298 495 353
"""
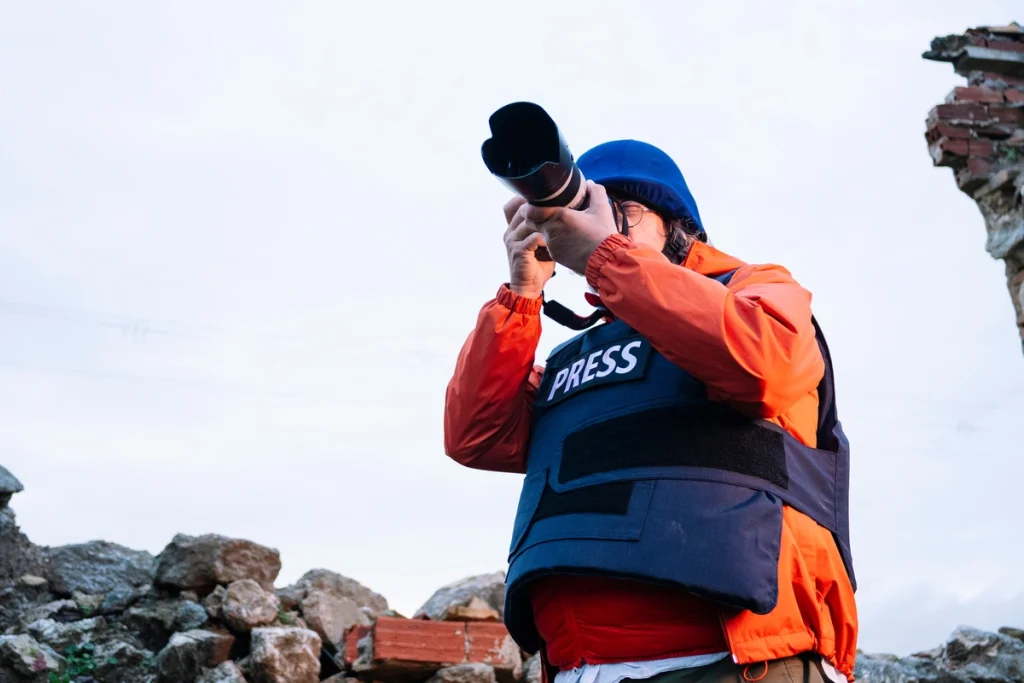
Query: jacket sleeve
443 284 545 473
584 233 823 419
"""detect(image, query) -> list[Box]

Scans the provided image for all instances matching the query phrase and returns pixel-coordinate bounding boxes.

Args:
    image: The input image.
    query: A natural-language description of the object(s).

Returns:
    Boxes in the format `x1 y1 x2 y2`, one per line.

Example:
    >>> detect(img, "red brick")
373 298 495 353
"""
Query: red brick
925 122 973 143
970 71 1024 88
966 29 988 44
466 622 521 682
343 624 372 666
986 39 1024 54
947 86 1005 104
1005 89 1024 105
968 157 994 176
969 139 996 156
957 158 994 192
929 137 966 165
371 617 466 664
349 617 520 682
988 105 1024 125
465 622 514 663
930 103 990 124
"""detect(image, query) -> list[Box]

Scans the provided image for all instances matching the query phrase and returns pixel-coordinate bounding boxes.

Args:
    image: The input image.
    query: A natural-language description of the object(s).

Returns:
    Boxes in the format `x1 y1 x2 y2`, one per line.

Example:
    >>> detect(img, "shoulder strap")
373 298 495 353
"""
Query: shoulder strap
708 268 738 285
810 316 841 452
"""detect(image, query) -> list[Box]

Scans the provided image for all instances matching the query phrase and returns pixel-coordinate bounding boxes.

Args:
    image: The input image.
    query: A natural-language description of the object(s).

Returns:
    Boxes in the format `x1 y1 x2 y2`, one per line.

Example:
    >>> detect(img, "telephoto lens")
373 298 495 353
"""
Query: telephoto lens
481 102 606 328
481 102 589 211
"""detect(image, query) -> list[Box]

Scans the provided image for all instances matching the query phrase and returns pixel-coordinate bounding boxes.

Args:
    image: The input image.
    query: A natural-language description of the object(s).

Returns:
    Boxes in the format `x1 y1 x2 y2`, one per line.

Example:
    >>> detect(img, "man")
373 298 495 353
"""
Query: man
444 140 857 683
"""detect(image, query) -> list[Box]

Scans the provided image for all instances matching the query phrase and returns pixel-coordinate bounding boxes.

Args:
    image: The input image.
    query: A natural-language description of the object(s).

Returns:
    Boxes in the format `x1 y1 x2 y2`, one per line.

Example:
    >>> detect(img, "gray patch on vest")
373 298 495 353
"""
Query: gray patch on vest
537 335 652 408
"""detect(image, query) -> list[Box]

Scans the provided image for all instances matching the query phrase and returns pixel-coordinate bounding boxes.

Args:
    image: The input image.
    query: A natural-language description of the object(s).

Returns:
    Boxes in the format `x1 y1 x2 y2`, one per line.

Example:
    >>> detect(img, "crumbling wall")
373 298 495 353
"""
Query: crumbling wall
923 22 1024 353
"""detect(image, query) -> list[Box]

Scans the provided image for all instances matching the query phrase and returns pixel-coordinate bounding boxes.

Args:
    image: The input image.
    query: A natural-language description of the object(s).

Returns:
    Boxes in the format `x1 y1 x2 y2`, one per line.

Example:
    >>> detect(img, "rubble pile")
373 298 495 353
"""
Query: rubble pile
1 473 1022 683
4 459 1024 683
923 21 1024 352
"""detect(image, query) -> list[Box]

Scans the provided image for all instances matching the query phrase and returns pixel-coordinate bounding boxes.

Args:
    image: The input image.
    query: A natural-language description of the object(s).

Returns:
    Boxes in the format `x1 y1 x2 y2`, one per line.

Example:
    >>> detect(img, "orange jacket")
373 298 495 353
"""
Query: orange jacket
443 232 858 680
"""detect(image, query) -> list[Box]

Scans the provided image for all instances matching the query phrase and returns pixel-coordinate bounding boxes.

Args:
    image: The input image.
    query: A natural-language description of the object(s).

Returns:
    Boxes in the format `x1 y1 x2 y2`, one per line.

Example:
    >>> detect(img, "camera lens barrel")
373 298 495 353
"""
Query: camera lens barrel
481 102 588 210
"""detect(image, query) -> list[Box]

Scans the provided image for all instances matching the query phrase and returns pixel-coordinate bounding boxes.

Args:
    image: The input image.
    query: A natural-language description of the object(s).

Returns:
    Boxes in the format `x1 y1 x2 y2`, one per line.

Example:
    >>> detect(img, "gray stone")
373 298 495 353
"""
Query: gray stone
299 590 363 648
0 507 45 585
414 571 506 621
0 466 22 508
204 585 227 621
221 580 279 633
270 610 306 630
155 629 235 683
940 625 1024 681
175 600 210 632
72 590 105 615
999 626 1024 643
274 585 304 612
43 540 157 596
197 660 249 683
155 533 281 594
854 653 969 682
0 633 64 678
957 45 1024 79
430 664 498 683
100 584 149 615
27 616 106 651
16 575 47 589
93 640 155 683
521 654 542 683
249 627 321 683
20 599 80 627
854 626 1024 683
122 600 186 652
281 569 388 616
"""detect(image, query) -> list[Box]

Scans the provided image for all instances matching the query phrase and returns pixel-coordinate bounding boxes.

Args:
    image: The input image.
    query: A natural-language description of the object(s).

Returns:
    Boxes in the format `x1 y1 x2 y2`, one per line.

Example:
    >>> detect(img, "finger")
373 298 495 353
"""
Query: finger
586 181 608 208
518 231 548 254
503 203 531 242
509 217 542 244
523 203 562 224
504 196 527 225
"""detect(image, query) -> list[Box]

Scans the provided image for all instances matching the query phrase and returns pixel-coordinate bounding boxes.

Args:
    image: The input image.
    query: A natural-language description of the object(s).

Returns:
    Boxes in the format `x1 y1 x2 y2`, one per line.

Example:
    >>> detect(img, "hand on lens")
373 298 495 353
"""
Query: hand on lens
503 196 555 299
520 181 619 276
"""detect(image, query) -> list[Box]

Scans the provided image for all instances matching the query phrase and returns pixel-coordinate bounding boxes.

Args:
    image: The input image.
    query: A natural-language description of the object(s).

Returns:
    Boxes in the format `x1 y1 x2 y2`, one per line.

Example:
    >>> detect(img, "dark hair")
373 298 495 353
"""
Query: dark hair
661 213 705 265
607 188 704 264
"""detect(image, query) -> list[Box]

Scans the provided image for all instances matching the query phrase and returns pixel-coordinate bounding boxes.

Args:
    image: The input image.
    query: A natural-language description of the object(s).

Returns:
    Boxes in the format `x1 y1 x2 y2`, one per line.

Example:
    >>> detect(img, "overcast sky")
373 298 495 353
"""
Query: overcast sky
2 0 1023 657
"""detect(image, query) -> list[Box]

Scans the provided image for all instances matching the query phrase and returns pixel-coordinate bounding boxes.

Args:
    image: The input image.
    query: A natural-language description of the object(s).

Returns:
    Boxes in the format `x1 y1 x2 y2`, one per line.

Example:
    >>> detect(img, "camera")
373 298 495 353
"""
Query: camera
481 101 589 212
480 102 605 329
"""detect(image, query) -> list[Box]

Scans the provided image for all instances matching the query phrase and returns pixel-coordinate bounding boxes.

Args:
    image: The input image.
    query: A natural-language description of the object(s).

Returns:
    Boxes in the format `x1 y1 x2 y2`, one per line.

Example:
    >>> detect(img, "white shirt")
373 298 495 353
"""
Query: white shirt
553 653 849 683
553 653 730 683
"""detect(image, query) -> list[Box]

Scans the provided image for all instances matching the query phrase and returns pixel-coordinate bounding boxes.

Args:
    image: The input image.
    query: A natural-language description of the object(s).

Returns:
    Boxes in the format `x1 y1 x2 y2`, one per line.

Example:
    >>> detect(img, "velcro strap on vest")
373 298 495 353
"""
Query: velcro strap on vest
533 480 634 521
559 405 788 489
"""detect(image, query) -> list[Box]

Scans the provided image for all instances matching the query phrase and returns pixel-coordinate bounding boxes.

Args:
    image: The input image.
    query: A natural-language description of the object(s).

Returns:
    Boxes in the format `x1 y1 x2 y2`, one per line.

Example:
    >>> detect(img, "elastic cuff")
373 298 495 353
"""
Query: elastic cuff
585 233 632 290
496 284 544 315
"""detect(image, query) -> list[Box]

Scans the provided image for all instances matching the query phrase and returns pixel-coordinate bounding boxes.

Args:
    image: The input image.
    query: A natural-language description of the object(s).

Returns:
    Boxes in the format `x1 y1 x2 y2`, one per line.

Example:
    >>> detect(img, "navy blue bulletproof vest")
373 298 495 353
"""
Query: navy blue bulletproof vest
503 272 855 654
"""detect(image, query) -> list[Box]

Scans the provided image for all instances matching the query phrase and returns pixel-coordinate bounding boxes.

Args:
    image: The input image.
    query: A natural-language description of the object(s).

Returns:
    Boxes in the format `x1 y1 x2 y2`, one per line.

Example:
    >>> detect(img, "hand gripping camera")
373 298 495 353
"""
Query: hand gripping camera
481 102 603 330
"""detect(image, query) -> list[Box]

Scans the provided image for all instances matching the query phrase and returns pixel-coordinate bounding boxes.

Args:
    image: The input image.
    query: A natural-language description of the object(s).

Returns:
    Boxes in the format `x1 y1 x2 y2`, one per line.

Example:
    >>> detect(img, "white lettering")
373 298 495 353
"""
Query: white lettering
547 368 570 401
615 340 643 374
581 350 603 383
565 359 586 391
596 345 621 378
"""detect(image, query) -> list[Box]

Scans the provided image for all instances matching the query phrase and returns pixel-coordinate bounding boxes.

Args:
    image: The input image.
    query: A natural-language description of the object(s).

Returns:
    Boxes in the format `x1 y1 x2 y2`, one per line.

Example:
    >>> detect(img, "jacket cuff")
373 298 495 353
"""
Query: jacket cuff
585 233 633 290
496 284 544 315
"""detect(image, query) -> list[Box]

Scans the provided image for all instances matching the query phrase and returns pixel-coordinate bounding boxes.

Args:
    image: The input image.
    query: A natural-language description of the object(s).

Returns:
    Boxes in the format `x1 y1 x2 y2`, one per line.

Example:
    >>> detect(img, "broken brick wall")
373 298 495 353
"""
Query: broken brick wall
923 22 1024 354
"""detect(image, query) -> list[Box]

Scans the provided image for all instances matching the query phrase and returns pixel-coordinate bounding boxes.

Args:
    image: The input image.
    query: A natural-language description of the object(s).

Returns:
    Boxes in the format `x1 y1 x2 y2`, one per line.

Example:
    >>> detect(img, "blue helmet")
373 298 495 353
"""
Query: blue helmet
577 139 705 236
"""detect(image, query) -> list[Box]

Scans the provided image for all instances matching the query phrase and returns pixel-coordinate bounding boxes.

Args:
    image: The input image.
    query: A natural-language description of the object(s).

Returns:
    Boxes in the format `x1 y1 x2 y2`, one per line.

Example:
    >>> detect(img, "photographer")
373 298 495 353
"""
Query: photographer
444 140 857 683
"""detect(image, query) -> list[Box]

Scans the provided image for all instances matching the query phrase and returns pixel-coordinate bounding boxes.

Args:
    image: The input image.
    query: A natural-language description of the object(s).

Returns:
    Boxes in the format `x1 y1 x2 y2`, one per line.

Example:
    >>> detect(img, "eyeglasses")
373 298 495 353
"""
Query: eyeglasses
609 198 653 233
